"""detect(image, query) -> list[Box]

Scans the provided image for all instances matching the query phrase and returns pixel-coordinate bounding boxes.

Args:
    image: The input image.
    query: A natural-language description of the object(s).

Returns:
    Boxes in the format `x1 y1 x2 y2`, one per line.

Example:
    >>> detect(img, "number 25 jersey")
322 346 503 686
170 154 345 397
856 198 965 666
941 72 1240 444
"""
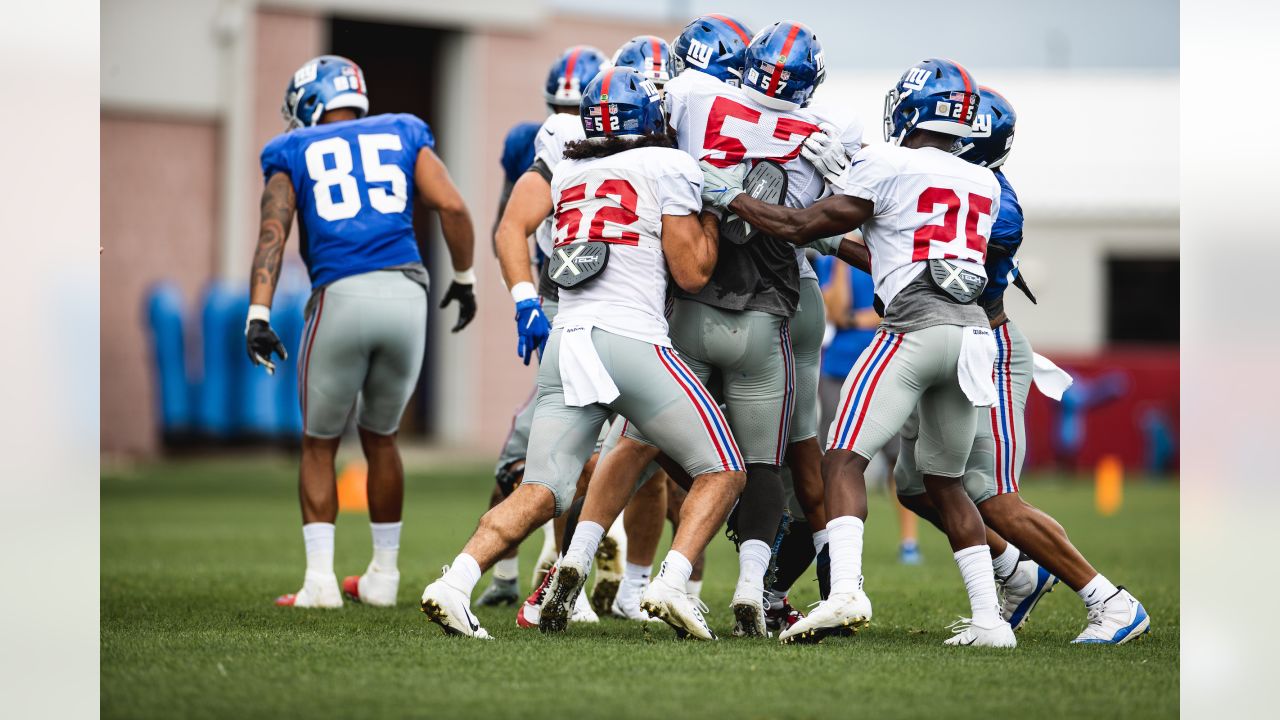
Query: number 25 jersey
549 146 704 346
260 113 434 289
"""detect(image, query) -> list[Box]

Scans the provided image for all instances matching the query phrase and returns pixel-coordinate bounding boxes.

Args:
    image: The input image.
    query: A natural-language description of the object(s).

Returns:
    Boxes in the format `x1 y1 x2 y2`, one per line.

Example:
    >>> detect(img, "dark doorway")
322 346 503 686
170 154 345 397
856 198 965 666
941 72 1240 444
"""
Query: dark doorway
1106 256 1179 345
328 17 446 437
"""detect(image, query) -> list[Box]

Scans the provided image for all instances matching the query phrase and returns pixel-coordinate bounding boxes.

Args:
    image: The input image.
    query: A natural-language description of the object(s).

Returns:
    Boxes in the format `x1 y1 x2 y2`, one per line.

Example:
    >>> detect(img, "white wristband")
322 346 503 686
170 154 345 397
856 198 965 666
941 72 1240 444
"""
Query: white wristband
510 281 538 303
246 304 270 332
453 267 476 285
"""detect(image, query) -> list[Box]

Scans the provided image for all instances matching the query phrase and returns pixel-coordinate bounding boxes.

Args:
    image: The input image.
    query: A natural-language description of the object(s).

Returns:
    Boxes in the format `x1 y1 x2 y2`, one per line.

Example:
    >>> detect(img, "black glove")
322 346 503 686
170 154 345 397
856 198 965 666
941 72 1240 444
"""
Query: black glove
440 281 477 332
246 319 287 375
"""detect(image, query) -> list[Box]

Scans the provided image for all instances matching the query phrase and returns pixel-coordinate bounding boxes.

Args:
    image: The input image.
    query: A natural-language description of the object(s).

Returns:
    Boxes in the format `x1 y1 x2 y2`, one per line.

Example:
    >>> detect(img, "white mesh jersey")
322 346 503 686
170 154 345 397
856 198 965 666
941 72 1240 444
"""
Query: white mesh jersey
838 144 1002 309
533 112 587 256
549 146 703 346
664 70 863 286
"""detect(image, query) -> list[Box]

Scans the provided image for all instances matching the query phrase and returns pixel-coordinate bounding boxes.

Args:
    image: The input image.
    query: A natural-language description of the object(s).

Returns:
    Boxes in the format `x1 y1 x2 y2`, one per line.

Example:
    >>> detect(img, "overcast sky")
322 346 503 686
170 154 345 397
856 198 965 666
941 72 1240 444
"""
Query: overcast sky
552 0 1179 71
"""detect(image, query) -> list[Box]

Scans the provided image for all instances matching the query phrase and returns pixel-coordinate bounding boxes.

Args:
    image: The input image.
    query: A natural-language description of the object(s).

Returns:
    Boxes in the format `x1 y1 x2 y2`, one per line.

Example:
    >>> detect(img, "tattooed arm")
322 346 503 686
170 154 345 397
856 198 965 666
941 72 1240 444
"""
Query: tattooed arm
249 172 296 307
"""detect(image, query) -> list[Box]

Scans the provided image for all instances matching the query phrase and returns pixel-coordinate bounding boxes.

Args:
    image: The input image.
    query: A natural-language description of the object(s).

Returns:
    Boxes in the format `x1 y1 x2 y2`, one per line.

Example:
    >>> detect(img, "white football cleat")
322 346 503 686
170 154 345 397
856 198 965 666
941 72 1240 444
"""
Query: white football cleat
571 585 599 624
590 519 627 614
420 574 491 640
999 558 1057 631
1072 588 1150 645
641 576 717 641
539 556 589 633
275 571 342 608
731 584 769 638
612 582 662 622
778 590 872 644
943 617 1017 647
341 563 399 607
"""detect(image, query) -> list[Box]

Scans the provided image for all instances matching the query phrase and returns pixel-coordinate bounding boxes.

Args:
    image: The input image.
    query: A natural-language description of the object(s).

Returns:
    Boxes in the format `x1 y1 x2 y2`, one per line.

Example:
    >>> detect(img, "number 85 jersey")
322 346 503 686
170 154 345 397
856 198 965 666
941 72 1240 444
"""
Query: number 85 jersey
549 146 704 346
260 113 434 289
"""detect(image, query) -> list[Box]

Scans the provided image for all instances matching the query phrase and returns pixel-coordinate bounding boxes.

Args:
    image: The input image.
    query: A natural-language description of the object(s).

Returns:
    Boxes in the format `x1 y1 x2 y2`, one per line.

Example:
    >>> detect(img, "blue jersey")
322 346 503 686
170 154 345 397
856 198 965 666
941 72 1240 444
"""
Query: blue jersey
815 255 878 379
260 113 435 289
980 169 1025 305
500 122 541 184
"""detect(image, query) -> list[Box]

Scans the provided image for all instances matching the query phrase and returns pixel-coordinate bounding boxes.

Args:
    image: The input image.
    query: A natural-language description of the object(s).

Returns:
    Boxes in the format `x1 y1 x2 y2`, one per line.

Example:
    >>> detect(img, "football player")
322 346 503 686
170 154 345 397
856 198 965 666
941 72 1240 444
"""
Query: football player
705 58 1016 647
249 55 476 609
611 35 674 89
887 87 1150 644
421 68 744 640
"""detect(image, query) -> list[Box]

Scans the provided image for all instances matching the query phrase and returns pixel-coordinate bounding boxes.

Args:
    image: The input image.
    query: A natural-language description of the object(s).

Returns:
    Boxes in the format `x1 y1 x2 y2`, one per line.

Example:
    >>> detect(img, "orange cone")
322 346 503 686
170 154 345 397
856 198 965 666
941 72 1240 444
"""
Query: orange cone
1095 454 1123 516
337 461 368 513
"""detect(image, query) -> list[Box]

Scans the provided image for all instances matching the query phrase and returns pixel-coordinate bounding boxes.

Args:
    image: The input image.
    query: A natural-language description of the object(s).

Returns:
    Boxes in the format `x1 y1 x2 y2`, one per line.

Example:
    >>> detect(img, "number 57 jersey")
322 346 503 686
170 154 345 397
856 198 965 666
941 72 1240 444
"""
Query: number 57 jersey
549 146 704 346
260 113 434 289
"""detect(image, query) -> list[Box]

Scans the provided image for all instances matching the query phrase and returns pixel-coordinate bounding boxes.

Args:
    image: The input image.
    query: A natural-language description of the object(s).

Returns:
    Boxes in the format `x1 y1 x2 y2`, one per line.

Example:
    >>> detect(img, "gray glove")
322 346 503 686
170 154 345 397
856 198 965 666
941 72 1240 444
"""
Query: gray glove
800 125 849 186
699 160 748 209
804 235 845 257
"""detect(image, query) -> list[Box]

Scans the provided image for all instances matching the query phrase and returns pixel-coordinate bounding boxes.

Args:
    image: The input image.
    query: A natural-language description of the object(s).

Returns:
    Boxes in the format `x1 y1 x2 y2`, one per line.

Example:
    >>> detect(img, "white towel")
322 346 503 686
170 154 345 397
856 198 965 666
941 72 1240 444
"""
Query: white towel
957 326 998 407
558 322 620 407
1032 353 1074 401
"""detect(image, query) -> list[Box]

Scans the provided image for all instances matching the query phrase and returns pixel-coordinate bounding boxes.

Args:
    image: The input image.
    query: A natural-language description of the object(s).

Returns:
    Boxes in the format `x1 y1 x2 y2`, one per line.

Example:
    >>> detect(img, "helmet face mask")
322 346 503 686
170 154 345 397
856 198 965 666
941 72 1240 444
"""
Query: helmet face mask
281 55 369 130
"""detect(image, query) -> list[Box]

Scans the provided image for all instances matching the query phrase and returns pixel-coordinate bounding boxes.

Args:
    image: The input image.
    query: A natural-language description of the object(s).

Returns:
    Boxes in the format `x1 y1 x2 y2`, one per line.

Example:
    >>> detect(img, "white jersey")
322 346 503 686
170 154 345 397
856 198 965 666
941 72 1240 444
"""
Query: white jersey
838 144 1002 308
663 69 862 210
549 146 703 346
665 70 859 289
533 112 587 256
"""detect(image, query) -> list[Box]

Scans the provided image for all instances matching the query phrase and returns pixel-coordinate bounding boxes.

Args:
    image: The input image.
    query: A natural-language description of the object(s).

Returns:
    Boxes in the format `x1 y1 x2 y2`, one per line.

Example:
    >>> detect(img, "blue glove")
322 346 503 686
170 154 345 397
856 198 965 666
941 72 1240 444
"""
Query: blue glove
515 298 550 365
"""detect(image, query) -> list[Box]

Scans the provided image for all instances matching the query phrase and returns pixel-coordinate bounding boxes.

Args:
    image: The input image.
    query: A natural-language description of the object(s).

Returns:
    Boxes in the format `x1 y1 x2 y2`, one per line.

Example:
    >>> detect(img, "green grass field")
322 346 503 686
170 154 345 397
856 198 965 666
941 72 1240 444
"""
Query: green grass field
102 457 1179 719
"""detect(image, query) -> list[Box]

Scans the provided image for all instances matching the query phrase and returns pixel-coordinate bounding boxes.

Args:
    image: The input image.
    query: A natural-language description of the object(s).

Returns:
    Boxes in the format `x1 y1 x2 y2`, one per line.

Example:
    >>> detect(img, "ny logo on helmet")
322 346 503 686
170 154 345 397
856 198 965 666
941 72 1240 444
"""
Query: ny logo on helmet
972 113 992 137
685 39 714 69
903 67 930 91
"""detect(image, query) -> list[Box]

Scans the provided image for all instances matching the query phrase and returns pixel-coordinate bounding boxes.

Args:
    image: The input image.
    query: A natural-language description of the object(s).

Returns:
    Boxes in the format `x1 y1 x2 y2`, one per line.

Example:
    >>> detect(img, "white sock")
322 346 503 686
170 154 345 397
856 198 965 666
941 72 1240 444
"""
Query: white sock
991 542 1021 582
656 550 693 589
493 557 519 582
1077 573 1118 608
623 561 651 587
369 521 401 572
303 522 335 576
954 545 1001 626
737 539 771 592
687 579 703 598
564 520 605 567
827 516 865 595
812 527 830 553
442 553 482 595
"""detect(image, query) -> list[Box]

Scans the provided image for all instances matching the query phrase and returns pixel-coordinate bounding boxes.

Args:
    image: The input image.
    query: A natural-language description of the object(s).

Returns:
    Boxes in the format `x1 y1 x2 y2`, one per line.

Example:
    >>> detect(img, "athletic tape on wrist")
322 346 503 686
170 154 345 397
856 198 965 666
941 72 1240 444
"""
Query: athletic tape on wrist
510 281 538 304
453 268 477 285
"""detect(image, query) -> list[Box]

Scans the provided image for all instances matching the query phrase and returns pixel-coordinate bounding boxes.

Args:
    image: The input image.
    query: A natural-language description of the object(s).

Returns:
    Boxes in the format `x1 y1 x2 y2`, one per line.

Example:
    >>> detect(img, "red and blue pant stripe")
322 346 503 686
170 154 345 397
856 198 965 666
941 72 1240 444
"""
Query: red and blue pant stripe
990 323 1019 494
830 330 904 452
655 346 743 472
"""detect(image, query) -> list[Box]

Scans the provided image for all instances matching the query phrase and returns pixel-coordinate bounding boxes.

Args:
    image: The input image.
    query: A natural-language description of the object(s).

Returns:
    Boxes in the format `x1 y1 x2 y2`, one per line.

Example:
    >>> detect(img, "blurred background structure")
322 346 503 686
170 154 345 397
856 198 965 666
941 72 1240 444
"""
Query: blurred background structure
101 0 1178 473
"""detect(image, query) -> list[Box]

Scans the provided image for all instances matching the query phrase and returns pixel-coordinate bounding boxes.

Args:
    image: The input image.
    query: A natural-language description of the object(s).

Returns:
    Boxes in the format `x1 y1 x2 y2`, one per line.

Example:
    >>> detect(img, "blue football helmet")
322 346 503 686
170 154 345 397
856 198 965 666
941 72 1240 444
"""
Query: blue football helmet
282 55 369 130
883 58 981 144
545 46 611 107
579 67 664 139
671 14 755 85
740 22 825 111
612 35 674 87
954 86 1017 168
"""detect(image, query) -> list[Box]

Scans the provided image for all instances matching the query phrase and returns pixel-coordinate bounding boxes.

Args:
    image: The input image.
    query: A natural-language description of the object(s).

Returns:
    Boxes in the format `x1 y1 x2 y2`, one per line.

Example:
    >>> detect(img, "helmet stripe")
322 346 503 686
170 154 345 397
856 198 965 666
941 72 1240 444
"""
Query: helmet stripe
562 47 582 95
946 58 976 123
766 23 802 97
649 35 663 77
707 14 750 45
599 67 615 135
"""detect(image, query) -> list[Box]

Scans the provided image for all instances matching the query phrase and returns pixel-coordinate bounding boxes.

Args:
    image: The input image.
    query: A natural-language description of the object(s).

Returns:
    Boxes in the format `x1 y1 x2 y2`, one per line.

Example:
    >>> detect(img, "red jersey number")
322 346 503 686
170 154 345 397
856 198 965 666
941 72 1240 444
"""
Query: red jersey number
702 96 820 168
911 188 993 262
555 179 641 246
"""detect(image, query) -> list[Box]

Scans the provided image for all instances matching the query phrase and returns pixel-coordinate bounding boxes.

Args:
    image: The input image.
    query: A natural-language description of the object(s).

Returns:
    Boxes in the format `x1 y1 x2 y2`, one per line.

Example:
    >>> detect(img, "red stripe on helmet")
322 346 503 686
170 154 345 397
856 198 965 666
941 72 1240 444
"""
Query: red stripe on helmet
648 35 663 78
562 47 582 95
708 14 751 45
599 67 615 135
765 23 802 98
948 58 976 123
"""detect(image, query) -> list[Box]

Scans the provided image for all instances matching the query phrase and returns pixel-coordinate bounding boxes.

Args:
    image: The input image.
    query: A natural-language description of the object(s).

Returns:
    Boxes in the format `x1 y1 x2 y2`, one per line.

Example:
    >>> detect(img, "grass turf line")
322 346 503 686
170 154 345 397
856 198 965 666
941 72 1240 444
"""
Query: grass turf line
102 458 1178 719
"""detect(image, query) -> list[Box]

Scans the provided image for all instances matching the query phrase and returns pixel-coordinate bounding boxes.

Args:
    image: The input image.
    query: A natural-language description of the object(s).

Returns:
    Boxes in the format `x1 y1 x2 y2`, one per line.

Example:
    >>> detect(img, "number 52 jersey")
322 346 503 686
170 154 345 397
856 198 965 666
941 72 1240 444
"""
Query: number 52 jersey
260 113 434 289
